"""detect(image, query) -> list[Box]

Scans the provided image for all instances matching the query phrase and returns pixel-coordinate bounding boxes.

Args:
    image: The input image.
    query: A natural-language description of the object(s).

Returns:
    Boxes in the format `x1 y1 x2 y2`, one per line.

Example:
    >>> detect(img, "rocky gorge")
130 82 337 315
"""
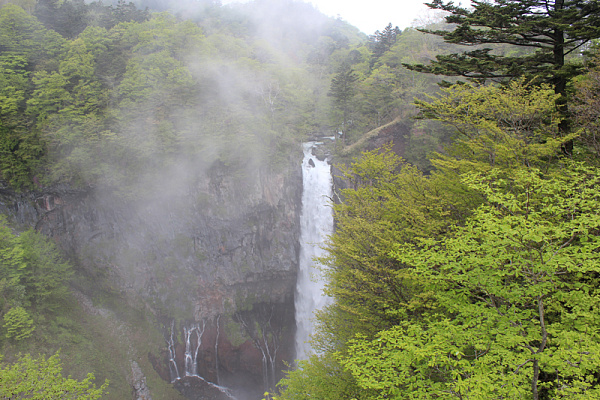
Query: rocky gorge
0 152 305 399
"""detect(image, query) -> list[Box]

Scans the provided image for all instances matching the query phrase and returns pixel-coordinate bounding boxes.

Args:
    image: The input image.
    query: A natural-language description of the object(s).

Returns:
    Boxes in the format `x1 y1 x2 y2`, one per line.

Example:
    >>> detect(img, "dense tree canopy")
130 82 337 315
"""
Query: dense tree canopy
0 352 108 399
0 216 73 330
343 164 600 399
0 0 366 190
279 63 600 399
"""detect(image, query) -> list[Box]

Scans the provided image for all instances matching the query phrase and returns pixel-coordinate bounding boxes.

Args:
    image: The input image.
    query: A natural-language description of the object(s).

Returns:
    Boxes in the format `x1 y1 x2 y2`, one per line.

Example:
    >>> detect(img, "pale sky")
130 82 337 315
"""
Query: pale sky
222 0 435 34
304 0 433 33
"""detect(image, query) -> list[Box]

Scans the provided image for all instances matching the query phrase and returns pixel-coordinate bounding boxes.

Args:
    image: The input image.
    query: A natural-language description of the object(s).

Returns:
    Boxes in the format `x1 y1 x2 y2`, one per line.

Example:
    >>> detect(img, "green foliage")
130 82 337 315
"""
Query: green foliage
328 63 358 138
343 164 600 399
0 217 72 317
355 65 400 127
407 0 600 155
278 355 363 400
0 352 108 399
316 145 478 352
416 79 572 174
18 230 73 313
328 22 462 150
34 0 148 38
0 0 36 13
0 54 29 122
0 4 65 63
0 220 26 311
409 0 600 88
368 23 401 67
0 5 66 187
3 306 34 341
111 0 150 26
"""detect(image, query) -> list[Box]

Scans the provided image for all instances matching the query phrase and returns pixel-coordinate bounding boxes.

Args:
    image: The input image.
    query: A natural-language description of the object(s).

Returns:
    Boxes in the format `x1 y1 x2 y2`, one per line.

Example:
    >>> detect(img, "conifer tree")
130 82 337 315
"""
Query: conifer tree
408 0 600 87
368 23 401 66
328 63 358 140
405 0 600 153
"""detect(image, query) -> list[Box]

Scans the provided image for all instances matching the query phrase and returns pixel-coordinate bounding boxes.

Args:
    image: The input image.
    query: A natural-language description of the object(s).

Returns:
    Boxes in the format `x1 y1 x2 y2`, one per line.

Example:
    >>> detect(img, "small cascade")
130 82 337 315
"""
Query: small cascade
257 323 278 391
167 321 180 383
235 307 280 392
166 319 237 399
184 321 205 377
294 141 334 361
215 315 221 385
188 375 237 399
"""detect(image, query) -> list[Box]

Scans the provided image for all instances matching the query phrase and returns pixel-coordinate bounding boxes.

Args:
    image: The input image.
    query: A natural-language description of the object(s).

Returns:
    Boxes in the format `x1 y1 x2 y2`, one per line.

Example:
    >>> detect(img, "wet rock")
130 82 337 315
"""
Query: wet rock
173 376 232 400
0 155 304 400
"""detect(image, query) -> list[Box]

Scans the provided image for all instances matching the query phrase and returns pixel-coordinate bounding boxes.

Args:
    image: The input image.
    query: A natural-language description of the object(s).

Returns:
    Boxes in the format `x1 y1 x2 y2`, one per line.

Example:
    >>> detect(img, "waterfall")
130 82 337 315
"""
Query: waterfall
235 308 280 391
166 320 237 399
184 321 205 377
215 315 221 385
294 141 333 361
168 321 180 383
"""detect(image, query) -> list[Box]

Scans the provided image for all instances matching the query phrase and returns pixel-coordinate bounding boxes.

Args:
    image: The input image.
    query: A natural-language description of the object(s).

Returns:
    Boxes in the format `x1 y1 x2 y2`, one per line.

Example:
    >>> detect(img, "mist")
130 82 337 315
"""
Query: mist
0 0 396 398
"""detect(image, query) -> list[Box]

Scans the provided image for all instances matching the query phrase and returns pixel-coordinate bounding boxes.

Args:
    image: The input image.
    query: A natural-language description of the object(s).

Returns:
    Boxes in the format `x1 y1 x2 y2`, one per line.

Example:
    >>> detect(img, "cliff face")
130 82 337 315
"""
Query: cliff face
0 157 303 399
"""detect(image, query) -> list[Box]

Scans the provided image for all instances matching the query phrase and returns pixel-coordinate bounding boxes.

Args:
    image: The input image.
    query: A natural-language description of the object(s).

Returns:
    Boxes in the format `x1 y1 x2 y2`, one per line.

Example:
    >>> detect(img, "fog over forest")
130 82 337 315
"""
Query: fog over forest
1 0 600 399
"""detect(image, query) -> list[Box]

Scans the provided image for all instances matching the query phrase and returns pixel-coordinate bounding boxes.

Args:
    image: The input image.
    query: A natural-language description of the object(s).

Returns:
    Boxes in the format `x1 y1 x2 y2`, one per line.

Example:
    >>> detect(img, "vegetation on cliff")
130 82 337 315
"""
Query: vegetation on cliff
275 0 600 398
3 0 600 398
0 0 453 397
0 0 362 191
278 70 600 400
0 352 108 399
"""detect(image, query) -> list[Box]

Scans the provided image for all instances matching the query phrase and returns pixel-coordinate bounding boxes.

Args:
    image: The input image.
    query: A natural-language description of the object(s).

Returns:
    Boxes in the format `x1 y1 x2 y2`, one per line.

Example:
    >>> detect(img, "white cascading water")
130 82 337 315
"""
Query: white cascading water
168 320 236 399
215 315 221 385
184 322 205 377
294 141 334 361
167 320 180 382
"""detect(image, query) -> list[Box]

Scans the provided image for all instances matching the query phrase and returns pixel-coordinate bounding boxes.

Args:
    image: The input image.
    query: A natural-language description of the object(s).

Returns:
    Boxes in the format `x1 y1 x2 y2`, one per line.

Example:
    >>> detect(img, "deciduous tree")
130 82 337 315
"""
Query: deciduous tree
0 217 73 316
0 352 108 399
343 164 600 399
2 306 33 341
415 78 570 175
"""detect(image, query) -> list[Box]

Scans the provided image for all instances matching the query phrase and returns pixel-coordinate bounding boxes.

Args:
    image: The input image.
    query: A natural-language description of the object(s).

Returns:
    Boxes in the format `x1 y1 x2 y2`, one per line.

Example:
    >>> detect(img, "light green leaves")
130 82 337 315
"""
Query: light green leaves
0 216 73 316
0 352 108 399
2 306 33 341
347 164 600 399
417 79 570 175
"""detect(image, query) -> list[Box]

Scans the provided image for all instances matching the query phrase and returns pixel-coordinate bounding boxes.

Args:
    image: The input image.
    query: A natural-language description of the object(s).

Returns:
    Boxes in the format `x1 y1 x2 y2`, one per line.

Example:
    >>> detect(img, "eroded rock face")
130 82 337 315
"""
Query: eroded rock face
0 158 302 398
161 299 295 400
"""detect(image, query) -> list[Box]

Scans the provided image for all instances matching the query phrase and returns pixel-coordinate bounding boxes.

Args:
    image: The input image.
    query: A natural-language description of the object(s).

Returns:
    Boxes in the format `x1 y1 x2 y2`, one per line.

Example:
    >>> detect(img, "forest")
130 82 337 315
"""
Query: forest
1 0 600 399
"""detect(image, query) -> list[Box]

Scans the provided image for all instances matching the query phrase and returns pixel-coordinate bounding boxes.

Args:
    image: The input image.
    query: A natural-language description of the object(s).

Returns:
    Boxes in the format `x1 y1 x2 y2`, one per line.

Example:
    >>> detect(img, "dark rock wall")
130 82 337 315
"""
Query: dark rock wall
0 157 303 398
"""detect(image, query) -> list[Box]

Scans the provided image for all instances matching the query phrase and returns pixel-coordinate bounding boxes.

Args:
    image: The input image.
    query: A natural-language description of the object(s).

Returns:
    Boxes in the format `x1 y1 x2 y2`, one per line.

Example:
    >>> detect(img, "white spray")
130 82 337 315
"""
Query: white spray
168 320 237 399
294 141 333 361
